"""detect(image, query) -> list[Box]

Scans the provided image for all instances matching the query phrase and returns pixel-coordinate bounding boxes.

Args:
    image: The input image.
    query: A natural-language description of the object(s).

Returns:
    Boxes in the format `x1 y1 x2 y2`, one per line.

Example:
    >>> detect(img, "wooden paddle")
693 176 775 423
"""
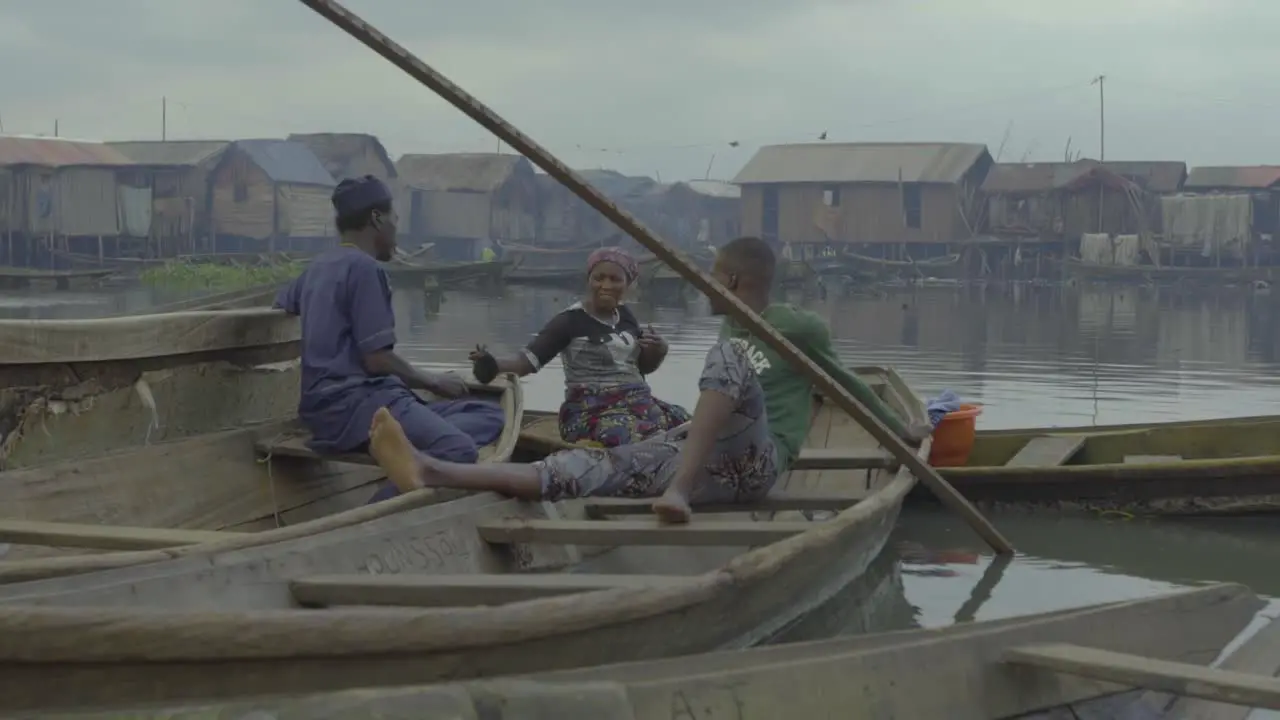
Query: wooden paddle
295 0 1014 555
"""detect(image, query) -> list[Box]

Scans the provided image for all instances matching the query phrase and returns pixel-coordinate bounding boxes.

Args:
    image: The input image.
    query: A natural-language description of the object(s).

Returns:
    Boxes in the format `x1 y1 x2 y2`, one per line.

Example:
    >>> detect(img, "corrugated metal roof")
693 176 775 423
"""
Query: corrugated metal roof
397 153 530 192
1101 161 1186 193
681 179 741 199
234 139 335 187
0 135 134 168
733 142 990 185
576 169 661 200
982 160 1187 194
106 140 230 167
1185 166 1280 190
982 162 1084 192
287 133 397 181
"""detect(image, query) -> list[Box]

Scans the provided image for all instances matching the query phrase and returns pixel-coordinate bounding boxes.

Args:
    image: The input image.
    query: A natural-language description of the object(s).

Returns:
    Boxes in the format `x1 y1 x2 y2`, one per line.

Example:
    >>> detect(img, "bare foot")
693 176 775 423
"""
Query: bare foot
369 407 425 494
652 490 693 524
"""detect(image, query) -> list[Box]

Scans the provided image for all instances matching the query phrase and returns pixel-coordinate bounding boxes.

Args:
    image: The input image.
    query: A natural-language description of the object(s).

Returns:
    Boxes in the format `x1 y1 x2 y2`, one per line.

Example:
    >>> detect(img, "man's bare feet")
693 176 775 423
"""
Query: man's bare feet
369 407 425 494
652 490 693 524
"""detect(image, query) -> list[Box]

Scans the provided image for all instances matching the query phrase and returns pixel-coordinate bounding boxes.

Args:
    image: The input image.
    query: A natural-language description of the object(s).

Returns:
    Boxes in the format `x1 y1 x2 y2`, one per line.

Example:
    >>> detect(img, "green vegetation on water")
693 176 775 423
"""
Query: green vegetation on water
139 259 306 290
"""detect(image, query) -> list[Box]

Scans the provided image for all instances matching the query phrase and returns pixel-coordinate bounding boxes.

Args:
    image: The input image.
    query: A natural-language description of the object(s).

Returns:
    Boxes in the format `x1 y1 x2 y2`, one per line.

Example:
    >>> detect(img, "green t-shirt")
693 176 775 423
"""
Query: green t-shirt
720 304 908 470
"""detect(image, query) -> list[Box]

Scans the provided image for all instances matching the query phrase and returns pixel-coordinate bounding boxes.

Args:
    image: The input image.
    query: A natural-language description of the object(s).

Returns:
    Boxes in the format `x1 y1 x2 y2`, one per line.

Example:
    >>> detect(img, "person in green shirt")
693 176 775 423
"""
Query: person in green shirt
651 236 927 521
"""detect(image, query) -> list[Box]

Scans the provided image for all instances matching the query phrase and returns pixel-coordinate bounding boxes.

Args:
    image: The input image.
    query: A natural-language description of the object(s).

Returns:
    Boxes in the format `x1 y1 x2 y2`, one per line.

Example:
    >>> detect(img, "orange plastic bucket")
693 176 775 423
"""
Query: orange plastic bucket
928 403 983 467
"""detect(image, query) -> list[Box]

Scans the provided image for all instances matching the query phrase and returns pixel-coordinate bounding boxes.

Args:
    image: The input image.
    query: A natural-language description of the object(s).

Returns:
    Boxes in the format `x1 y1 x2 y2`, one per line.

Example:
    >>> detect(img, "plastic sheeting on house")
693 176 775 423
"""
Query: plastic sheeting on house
1079 233 1140 266
1160 194 1252 259
117 185 152 238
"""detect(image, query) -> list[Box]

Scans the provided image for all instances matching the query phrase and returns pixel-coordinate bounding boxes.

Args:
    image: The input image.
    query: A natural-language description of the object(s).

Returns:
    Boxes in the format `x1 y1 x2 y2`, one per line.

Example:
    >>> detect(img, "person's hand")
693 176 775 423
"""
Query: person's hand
427 371 469 399
638 324 668 355
470 344 499 384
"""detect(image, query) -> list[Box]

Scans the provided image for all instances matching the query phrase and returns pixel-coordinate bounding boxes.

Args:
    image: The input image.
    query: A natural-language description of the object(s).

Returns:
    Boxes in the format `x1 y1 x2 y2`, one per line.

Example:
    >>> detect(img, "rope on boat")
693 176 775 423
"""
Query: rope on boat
255 435 288 528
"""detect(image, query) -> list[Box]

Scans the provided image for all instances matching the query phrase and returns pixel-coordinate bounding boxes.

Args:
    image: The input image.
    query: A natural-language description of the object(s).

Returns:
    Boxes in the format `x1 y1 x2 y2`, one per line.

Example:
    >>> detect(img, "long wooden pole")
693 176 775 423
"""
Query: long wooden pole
296 0 1014 555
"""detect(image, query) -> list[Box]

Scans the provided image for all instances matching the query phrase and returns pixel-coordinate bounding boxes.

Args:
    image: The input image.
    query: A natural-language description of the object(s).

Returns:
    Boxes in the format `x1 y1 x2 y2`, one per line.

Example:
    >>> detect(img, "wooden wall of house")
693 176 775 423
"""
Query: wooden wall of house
658 188 740 246
491 177 537 243
277 184 334 238
988 185 1157 240
0 170 10 232
1060 185 1151 238
986 193 1059 236
740 182 964 244
53 168 120 237
535 182 614 246
417 189 491 239
150 167 212 254
19 170 54 235
210 150 275 241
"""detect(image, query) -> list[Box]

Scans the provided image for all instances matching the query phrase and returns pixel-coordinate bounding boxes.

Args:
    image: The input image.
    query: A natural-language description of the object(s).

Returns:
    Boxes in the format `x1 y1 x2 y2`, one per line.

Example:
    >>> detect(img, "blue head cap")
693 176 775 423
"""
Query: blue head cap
332 175 392 217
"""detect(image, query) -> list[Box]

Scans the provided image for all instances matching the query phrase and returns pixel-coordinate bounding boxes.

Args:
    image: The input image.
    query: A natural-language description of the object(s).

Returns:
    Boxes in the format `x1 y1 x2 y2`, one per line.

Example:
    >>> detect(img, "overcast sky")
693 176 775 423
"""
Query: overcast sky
3 0 1279 181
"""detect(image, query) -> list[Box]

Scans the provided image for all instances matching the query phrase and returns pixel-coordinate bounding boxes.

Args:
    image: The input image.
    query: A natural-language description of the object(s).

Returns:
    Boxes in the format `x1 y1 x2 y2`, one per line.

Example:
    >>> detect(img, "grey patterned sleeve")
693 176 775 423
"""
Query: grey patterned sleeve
697 339 754 402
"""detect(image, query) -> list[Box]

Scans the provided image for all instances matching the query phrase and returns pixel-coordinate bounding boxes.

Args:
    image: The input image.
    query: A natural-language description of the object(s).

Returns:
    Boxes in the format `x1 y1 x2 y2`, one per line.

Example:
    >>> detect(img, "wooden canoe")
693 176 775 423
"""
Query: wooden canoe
921 414 1280 516
0 375 522 578
841 251 963 281
0 367 926 710
24 583 1266 716
382 258 509 288
505 265 583 285
0 308 303 469
1057 256 1280 286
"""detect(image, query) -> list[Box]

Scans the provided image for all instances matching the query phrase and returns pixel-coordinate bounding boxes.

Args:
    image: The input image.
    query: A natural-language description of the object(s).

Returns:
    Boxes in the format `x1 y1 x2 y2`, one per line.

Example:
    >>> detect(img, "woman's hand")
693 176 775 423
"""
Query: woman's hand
470 344 500 384
638 324 669 355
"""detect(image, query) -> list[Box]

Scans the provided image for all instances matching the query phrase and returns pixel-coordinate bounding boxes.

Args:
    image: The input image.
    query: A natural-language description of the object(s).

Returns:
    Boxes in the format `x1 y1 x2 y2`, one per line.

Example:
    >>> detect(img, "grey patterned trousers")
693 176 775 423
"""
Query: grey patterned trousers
535 339 780 502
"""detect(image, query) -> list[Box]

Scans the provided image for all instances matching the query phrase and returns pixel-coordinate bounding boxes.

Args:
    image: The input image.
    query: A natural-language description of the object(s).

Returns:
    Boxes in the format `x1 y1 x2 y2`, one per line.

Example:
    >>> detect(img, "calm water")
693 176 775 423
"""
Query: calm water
10 280 1280 648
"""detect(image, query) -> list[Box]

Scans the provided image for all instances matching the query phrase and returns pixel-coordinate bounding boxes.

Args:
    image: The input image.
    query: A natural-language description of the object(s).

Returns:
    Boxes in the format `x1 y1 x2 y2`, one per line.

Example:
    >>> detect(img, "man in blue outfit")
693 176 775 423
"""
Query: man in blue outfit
274 175 505 500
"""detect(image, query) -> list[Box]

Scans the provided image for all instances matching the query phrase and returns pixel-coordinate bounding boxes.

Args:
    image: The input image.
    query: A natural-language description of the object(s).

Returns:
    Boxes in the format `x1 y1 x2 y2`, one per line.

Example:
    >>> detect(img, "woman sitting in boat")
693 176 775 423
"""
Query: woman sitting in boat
469 247 690 447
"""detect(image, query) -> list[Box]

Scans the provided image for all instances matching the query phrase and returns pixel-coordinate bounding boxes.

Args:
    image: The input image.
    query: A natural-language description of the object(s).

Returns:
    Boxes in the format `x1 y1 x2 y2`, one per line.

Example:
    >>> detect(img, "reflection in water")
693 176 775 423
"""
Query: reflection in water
767 547 919 642
12 280 1280 627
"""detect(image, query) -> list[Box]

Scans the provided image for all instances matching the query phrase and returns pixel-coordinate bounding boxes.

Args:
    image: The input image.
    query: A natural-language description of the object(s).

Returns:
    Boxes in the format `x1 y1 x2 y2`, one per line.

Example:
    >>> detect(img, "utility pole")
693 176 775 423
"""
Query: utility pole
162 96 167 141
1092 74 1106 161
54 119 59 137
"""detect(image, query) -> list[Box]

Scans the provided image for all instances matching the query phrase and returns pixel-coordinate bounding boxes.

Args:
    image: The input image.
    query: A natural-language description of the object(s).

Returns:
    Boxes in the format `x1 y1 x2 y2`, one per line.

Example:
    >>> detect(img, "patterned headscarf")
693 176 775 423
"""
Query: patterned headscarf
587 247 639 285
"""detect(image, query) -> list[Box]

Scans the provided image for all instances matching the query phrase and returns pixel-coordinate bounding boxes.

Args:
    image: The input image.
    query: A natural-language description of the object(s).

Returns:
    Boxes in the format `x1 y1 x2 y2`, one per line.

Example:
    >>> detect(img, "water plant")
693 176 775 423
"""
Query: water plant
139 258 306 290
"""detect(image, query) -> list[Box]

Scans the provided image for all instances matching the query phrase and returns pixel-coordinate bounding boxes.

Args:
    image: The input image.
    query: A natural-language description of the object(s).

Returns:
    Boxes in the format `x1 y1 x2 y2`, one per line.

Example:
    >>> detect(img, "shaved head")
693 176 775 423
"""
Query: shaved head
708 236 776 315
717 236 776 285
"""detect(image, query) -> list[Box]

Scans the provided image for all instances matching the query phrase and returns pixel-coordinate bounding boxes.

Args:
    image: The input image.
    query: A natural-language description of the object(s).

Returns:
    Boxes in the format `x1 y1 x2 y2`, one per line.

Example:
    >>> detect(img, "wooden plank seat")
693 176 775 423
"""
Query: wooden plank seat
0 520 235 551
791 447 894 470
477 518 819 547
256 434 376 466
1005 643 1280 710
1004 435 1086 467
580 493 861 519
291 573 698 608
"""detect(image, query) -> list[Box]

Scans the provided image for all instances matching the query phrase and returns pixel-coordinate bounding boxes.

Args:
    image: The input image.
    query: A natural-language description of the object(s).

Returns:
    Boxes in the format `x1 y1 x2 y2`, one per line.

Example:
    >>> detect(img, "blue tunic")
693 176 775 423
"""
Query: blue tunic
275 246 504 469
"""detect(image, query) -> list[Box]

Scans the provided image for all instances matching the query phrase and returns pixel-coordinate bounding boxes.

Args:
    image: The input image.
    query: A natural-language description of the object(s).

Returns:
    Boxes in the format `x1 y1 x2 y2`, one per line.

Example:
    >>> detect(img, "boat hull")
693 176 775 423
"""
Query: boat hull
21 583 1262 717
920 414 1280 516
0 369 924 711
0 375 523 576
0 309 301 469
